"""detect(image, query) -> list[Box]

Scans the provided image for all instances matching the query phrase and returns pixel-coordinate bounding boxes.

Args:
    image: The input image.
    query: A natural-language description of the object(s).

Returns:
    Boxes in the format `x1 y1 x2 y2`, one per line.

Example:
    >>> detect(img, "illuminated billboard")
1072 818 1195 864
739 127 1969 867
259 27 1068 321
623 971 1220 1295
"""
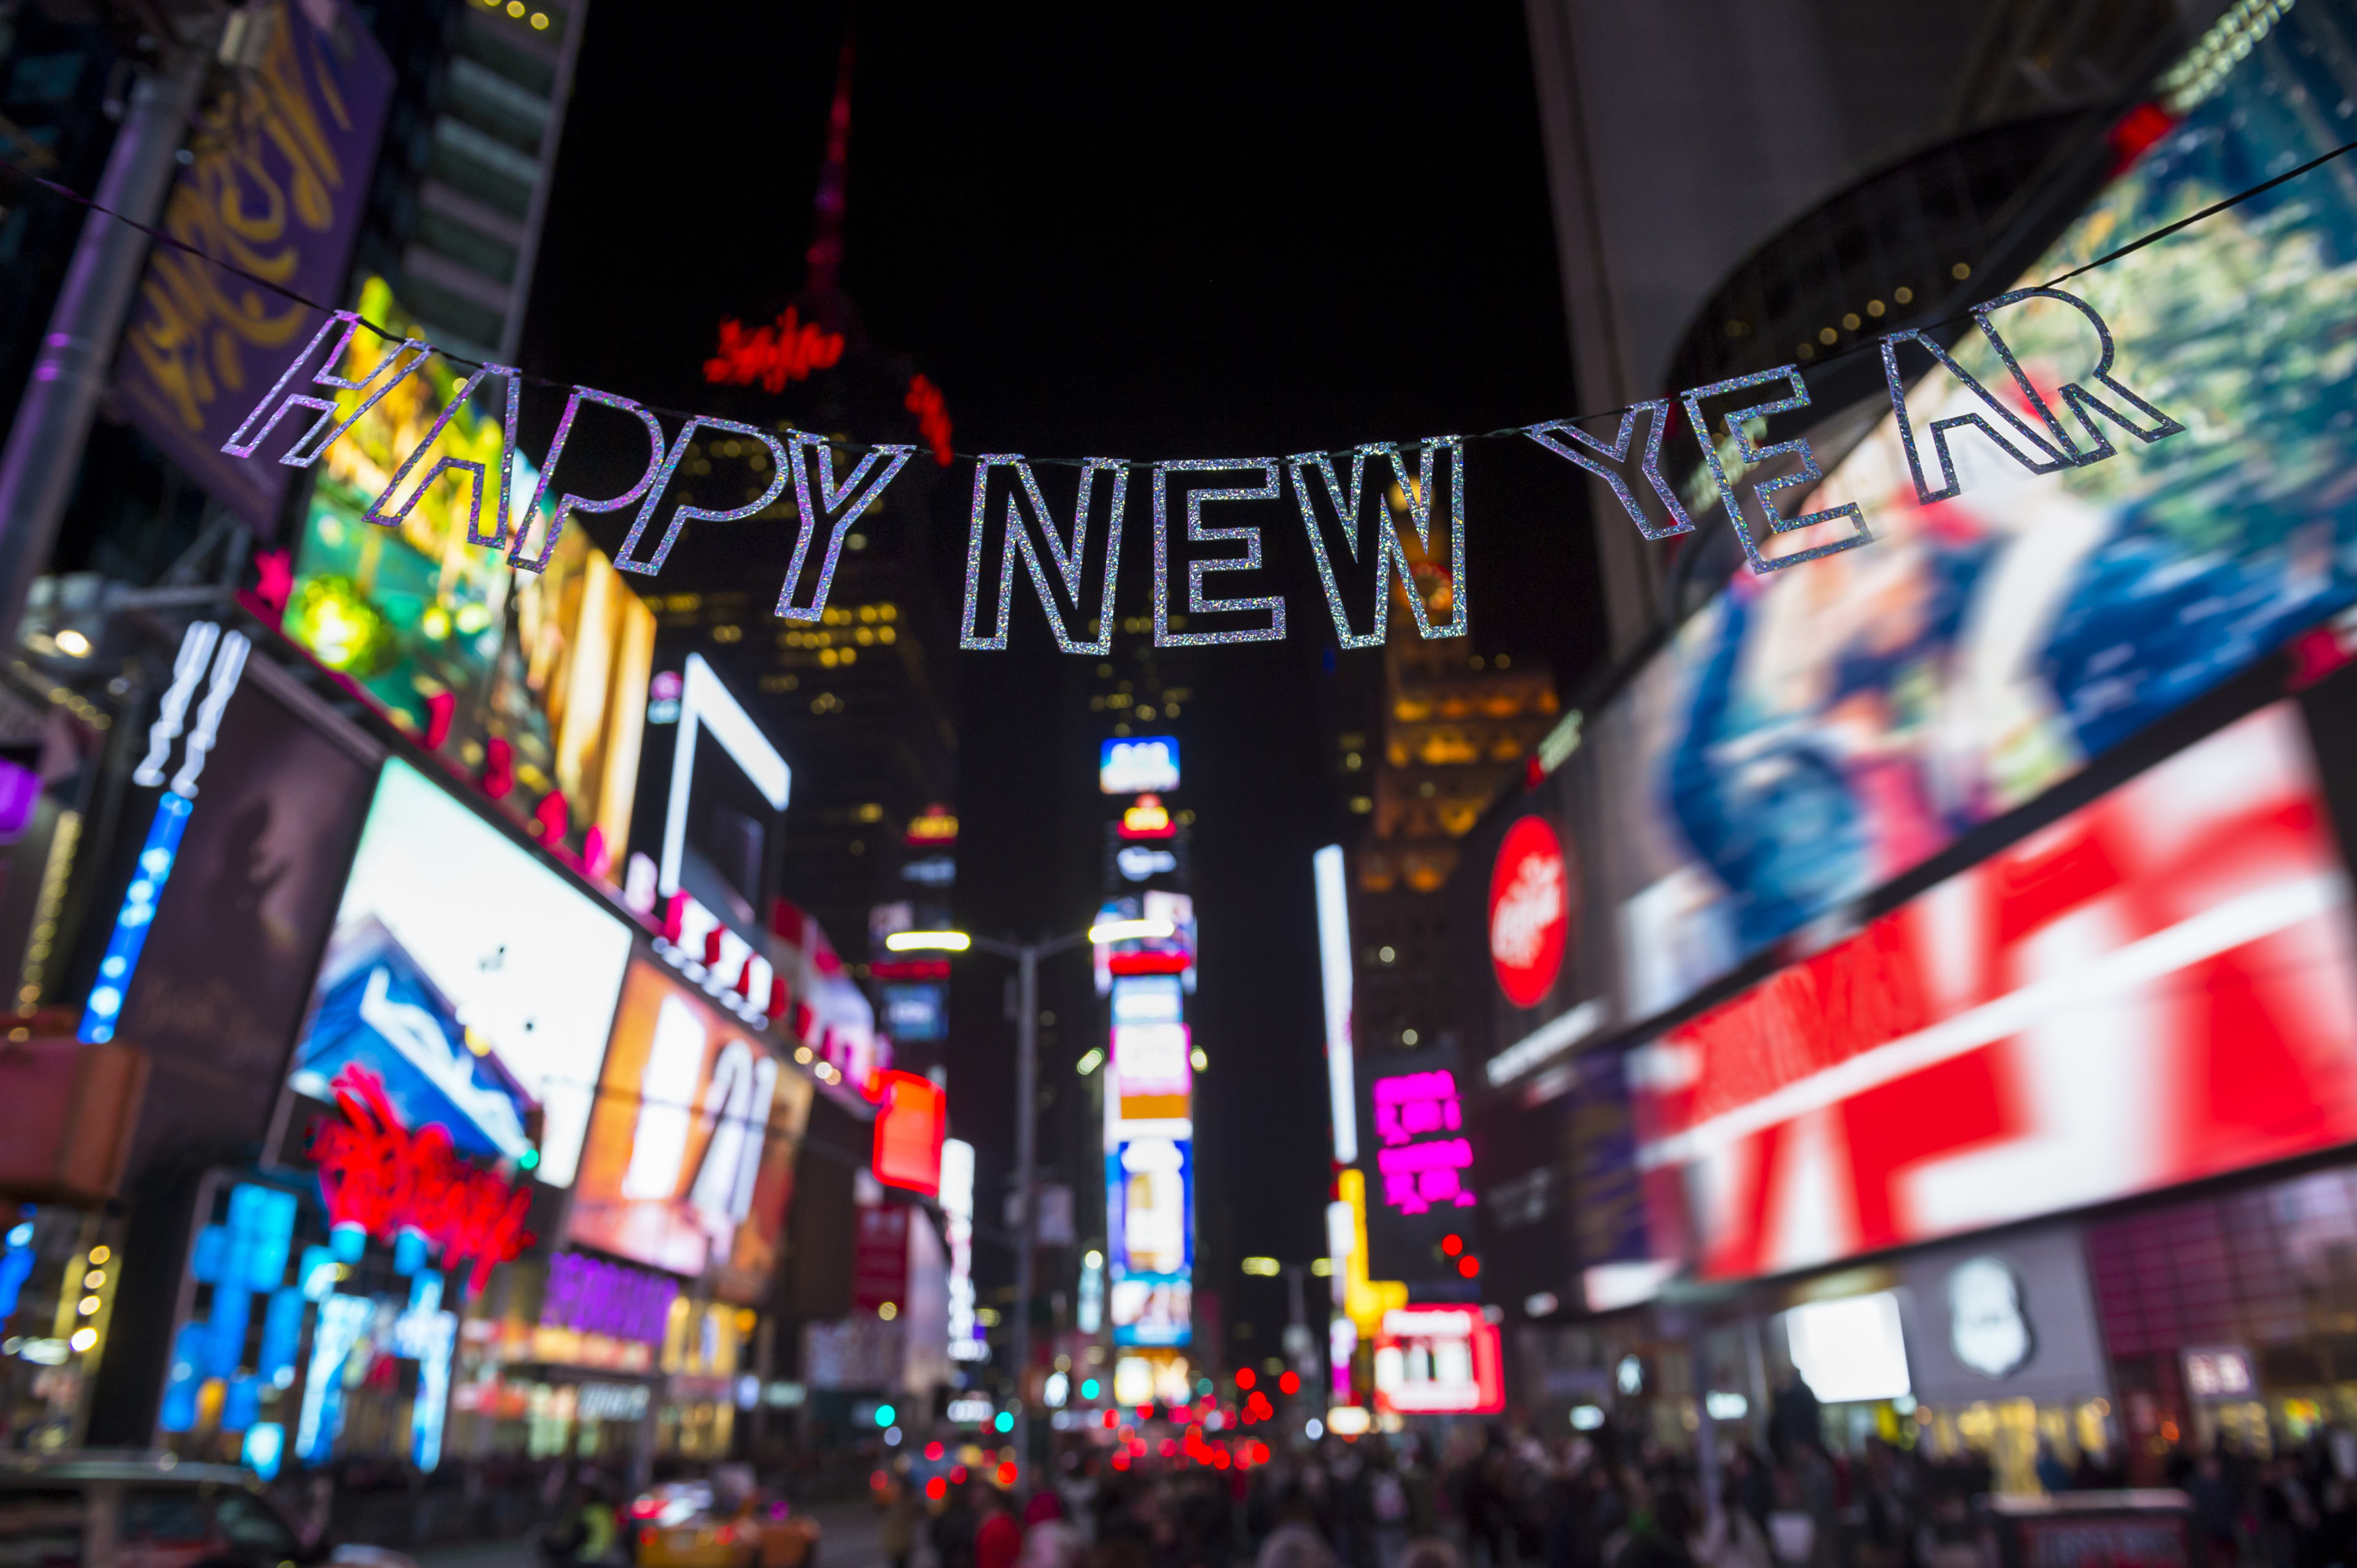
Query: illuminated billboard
567 960 813 1300
1313 845 1359 1165
286 758 634 1187
1100 736 1180 795
873 1071 947 1197
1576 6 2357 1032
1372 1305 1503 1415
1110 976 1191 1125
1630 701 2357 1282
285 277 654 871
1107 1136 1192 1348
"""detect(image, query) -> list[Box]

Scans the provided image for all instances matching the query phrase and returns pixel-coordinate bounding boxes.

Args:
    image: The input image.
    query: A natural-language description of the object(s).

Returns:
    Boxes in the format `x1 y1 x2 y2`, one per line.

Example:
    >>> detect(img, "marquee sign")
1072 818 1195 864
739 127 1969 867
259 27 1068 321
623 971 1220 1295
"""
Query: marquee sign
213 287 2178 653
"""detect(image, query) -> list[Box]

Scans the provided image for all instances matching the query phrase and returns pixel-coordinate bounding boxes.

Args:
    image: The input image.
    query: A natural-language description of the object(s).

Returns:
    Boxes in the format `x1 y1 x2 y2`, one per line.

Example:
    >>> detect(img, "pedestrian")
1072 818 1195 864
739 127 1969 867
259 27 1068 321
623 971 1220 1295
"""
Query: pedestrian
1023 1489 1084 1568
880 1476 918 1568
980 1486 1028 1568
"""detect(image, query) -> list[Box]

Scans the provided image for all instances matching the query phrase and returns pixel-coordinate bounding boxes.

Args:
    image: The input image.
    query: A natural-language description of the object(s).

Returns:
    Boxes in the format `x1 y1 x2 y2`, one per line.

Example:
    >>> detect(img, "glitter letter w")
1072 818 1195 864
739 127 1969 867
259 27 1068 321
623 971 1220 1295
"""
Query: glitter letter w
1287 440 1468 649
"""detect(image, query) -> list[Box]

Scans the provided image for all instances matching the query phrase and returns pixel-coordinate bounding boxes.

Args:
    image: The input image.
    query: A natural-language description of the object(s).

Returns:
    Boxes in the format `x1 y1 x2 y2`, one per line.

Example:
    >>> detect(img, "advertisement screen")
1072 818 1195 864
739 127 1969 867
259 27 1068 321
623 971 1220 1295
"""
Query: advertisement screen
1108 1134 1193 1347
1629 702 2357 1282
115 673 377 1183
287 758 635 1187
568 960 814 1299
1372 1305 1504 1415
1593 5 2357 1028
284 277 655 868
1100 736 1180 795
1111 976 1191 1124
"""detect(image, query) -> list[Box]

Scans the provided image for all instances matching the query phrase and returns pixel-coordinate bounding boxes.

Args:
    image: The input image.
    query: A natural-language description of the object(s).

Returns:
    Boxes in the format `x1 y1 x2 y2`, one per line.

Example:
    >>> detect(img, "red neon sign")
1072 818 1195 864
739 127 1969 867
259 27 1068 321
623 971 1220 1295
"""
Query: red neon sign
704 306 846 393
307 1064 535 1293
905 374 953 467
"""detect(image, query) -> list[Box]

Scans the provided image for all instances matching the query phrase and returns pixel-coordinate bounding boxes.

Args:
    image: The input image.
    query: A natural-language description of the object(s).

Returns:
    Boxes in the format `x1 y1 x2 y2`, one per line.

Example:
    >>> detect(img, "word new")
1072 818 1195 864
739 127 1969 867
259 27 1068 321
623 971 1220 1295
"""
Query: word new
308 1064 535 1292
219 288 2177 655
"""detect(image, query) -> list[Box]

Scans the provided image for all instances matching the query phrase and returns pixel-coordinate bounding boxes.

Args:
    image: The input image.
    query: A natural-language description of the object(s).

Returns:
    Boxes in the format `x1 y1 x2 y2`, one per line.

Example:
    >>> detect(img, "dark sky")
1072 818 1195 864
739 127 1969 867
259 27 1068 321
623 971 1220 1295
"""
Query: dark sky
524 2 1600 1332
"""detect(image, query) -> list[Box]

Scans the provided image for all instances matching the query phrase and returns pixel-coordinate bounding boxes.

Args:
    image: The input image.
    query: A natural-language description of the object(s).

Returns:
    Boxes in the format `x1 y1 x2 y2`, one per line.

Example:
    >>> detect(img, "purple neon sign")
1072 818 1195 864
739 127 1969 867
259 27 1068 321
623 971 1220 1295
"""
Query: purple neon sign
541 1252 678 1345
1371 1069 1475 1216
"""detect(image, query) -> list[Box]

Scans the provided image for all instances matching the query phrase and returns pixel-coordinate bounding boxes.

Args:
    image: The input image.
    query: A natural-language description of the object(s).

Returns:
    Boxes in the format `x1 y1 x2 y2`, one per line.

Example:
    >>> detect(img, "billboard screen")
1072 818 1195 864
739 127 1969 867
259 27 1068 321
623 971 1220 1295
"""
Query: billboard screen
1372 1305 1504 1415
1108 1135 1193 1347
1629 701 2357 1282
1100 736 1180 795
111 670 378 1182
1589 4 2357 1030
281 277 656 870
285 757 634 1187
567 960 814 1299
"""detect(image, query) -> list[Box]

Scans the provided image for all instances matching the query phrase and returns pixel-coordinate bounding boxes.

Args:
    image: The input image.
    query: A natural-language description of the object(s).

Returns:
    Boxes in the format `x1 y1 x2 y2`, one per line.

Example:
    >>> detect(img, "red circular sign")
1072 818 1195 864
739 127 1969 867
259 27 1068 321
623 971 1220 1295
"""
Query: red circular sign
1489 816 1571 1008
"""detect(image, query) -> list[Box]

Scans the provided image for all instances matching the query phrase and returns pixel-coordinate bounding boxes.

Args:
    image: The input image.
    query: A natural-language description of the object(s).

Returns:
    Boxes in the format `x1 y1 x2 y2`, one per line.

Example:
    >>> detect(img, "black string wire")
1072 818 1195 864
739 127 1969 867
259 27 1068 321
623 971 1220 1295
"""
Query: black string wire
9 129 2357 468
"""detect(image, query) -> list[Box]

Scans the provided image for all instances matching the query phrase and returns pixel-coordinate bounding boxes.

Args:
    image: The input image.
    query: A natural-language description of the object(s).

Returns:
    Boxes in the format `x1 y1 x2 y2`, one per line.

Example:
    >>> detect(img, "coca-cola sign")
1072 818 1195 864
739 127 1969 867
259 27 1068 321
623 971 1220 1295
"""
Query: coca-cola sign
1488 817 1570 1009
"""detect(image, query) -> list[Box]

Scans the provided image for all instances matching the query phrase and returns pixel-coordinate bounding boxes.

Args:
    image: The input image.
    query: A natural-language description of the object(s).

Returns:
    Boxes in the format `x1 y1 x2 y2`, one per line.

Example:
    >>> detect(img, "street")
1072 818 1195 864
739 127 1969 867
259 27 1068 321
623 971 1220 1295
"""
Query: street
414 1497 888 1568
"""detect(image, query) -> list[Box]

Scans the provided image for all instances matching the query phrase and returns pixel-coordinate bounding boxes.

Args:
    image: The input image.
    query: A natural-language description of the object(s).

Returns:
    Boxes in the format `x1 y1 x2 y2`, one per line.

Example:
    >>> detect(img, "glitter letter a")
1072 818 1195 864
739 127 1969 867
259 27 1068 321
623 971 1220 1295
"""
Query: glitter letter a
219 311 432 469
365 361 529 549
1287 440 1467 649
961 457 1129 654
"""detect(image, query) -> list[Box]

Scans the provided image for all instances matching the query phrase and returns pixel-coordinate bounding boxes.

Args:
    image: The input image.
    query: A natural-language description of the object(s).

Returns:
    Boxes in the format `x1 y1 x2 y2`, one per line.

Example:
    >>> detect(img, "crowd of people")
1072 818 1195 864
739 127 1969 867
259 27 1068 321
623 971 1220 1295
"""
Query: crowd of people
864 1417 2357 1568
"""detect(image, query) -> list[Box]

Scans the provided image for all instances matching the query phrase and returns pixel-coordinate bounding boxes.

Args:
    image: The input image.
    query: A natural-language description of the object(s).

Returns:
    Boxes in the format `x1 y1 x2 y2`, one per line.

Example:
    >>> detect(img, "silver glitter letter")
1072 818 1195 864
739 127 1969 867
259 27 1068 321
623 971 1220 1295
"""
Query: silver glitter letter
510 388 668 575
1877 327 2075 505
219 311 432 468
1680 368 1871 574
961 457 1129 654
616 418 794 579
1970 287 2186 466
776 436 916 620
1286 440 1467 649
366 361 528 549
1524 403 1693 541
1153 460 1285 648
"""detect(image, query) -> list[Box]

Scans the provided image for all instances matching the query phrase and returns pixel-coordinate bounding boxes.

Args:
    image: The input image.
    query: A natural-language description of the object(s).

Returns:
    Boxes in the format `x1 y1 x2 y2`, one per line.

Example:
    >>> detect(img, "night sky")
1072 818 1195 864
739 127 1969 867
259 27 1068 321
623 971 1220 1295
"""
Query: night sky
522 3 1601 1338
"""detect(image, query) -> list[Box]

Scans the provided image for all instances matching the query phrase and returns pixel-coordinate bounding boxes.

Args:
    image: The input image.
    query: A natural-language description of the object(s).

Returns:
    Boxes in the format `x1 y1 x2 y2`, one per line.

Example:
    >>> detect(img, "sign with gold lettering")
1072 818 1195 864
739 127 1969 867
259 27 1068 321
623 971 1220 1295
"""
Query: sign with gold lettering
112 0 393 529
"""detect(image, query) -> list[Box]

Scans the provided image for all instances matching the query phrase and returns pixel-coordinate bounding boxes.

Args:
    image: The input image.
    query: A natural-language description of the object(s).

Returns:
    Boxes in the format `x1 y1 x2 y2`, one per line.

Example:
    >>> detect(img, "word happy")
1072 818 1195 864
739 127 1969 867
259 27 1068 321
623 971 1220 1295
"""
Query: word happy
220 287 2179 654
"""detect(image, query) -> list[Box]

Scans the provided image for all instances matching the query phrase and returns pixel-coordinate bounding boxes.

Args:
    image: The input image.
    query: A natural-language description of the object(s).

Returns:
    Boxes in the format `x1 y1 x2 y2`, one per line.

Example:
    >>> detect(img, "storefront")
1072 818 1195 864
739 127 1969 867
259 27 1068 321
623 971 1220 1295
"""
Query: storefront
1473 682 2357 1491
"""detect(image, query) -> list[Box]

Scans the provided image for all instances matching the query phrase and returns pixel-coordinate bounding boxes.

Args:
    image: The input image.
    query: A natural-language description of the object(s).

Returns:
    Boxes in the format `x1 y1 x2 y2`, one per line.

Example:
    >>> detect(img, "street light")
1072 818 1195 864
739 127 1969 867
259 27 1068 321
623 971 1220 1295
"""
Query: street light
884 929 971 952
916 914 1171 1491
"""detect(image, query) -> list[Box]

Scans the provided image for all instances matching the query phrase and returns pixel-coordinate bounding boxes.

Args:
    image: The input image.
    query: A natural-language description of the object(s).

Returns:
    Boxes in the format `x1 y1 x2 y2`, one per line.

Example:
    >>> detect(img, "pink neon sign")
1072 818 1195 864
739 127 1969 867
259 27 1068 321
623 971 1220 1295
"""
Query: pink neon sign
1371 1070 1475 1215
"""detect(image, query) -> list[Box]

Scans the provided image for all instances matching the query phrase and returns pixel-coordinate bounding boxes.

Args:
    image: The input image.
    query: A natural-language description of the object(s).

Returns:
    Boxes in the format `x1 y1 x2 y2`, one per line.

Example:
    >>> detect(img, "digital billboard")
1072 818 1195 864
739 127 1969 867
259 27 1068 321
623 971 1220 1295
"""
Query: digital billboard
1584 4 2357 1030
1099 736 1180 795
567 960 813 1300
1108 1136 1193 1348
1110 976 1191 1126
1628 701 2357 1282
283 277 656 871
285 757 635 1187
1372 1305 1503 1416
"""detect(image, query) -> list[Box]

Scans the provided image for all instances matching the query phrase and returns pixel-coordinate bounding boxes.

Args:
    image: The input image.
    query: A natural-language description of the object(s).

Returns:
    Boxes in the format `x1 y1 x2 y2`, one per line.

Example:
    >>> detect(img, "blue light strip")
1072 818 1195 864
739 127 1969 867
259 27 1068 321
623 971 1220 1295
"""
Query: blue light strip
79 791 194 1044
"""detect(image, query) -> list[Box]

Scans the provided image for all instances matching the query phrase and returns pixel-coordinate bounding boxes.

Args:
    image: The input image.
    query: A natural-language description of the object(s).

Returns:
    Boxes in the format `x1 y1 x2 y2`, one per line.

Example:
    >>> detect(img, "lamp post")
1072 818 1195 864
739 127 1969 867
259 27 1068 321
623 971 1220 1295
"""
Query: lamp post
882 914 1174 1489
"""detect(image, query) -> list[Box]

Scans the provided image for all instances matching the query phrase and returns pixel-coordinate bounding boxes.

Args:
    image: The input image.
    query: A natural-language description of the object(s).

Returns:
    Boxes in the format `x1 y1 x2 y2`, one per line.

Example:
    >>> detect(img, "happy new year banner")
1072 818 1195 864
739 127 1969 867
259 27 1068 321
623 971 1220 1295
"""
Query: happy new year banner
210 281 2181 655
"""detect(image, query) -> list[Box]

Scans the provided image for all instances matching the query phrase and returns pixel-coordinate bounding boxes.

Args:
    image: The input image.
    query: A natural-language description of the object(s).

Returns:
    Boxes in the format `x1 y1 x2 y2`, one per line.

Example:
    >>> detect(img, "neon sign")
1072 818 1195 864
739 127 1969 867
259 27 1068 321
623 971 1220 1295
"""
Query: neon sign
703 306 845 392
307 1064 535 1292
540 1252 677 1346
1371 1068 1474 1215
906 374 953 467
